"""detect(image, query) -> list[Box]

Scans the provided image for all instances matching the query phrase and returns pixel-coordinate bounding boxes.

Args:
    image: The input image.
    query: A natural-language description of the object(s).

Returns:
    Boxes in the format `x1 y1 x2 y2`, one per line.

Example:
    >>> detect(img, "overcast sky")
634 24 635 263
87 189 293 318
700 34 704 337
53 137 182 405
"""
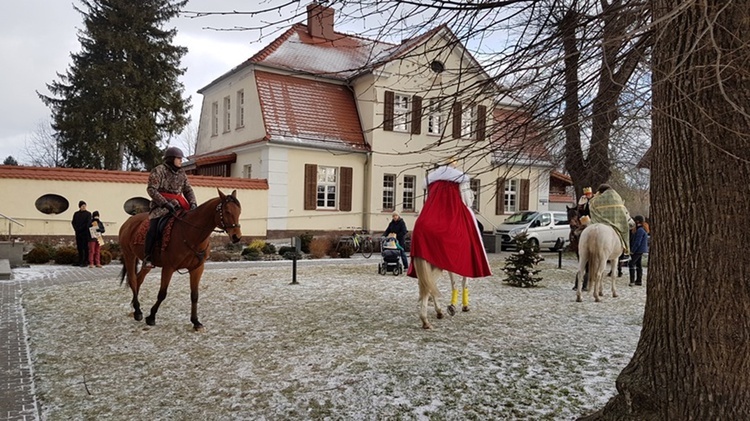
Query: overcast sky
0 0 312 164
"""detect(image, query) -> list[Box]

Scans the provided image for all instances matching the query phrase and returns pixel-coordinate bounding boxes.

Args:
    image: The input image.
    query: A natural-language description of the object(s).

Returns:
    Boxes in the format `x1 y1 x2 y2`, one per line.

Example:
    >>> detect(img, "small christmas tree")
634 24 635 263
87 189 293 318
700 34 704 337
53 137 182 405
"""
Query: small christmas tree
503 233 544 287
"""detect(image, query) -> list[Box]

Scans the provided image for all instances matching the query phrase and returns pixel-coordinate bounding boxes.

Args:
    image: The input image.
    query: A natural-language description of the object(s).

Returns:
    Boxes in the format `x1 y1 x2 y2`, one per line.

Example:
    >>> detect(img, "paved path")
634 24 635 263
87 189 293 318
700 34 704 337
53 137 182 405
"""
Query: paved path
1 252 571 420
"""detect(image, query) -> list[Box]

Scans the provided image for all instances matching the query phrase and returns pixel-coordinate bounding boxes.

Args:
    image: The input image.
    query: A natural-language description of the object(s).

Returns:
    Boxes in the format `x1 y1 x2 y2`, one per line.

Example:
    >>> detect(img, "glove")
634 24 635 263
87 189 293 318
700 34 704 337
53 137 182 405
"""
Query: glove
190 203 197 210
165 202 177 213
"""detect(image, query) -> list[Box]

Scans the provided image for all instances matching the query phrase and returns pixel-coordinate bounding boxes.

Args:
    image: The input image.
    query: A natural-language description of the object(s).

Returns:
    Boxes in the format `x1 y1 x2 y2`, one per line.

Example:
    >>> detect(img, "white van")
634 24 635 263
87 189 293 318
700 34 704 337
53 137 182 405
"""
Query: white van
495 211 570 251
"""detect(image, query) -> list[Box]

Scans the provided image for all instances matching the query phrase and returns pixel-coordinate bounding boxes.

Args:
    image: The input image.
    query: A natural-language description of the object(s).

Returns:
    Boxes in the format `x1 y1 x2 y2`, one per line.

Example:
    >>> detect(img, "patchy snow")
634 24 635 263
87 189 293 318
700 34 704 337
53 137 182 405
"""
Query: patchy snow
21 255 645 420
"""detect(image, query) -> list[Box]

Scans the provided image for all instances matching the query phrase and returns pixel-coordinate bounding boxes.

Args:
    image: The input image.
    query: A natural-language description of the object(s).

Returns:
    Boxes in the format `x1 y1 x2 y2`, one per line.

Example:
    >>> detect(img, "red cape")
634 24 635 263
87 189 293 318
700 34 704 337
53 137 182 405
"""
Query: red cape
407 180 492 278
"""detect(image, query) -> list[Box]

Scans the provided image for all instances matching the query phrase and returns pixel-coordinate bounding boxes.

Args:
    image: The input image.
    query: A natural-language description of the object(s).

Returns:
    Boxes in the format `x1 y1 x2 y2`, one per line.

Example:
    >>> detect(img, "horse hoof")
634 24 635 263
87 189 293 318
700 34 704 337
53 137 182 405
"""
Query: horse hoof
447 305 456 316
462 306 470 312
436 312 444 320
613 293 618 298
422 323 433 329
134 312 143 321
194 325 205 332
576 297 582 303
145 316 156 326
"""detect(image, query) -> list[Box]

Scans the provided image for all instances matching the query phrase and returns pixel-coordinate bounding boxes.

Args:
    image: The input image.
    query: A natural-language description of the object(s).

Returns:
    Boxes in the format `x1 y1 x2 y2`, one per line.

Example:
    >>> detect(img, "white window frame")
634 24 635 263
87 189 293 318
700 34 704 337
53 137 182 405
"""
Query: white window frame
223 96 231 133
470 178 480 212
382 174 396 211
211 101 219 136
427 99 443 135
236 90 245 128
316 166 338 209
461 104 476 139
393 94 410 132
243 164 252 179
403 175 416 212
504 179 518 213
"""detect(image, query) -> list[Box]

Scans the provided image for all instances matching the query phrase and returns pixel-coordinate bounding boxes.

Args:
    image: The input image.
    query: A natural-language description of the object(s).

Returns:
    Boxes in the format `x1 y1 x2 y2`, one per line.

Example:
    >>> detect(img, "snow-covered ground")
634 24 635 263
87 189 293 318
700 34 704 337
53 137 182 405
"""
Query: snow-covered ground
21 255 645 420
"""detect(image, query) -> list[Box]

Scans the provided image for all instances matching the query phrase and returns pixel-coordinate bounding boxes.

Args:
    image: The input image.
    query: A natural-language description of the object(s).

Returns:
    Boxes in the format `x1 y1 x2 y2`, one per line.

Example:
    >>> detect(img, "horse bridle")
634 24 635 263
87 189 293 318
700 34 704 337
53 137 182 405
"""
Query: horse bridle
215 195 241 232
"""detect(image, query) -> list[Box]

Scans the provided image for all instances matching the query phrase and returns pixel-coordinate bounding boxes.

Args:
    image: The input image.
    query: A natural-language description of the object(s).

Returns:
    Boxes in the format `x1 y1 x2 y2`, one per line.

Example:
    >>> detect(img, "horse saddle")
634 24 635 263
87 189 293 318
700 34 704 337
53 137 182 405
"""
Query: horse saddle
134 216 177 252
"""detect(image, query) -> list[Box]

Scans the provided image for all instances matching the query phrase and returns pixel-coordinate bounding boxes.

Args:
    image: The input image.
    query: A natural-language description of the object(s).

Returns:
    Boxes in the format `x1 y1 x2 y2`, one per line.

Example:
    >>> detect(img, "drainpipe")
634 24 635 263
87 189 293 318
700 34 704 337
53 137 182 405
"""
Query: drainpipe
344 80 371 233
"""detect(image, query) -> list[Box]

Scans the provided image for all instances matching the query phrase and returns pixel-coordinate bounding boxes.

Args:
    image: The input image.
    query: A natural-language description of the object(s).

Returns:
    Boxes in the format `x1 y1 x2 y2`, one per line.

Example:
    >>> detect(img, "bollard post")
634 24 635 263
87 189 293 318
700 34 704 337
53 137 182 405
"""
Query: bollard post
290 236 301 285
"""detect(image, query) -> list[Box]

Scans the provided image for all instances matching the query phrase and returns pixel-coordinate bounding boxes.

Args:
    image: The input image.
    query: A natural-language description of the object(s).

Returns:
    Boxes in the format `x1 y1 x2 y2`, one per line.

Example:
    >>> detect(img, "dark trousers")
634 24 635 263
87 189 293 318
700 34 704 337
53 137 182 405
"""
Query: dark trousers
144 218 160 260
399 249 409 269
629 253 644 285
75 230 89 265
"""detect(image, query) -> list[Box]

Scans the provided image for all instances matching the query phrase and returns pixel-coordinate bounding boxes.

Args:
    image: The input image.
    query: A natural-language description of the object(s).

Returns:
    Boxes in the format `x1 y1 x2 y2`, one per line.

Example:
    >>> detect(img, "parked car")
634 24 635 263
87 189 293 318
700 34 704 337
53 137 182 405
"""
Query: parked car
495 211 570 251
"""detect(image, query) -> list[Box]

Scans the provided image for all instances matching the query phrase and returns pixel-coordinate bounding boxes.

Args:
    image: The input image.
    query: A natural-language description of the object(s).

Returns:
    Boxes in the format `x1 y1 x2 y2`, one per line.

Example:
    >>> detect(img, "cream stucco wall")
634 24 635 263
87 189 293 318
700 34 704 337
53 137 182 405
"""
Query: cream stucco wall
196 67 266 155
0 178 268 240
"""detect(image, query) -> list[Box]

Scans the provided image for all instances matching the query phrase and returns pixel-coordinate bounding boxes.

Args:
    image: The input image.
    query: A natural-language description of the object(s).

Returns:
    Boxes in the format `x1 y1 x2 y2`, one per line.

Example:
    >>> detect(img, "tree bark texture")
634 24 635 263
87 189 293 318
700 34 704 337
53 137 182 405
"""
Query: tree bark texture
583 1 750 419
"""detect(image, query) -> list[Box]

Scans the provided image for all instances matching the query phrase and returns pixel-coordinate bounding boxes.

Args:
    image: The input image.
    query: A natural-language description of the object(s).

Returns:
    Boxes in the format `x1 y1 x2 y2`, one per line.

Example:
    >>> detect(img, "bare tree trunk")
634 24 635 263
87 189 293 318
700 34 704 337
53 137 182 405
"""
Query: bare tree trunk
582 1 750 419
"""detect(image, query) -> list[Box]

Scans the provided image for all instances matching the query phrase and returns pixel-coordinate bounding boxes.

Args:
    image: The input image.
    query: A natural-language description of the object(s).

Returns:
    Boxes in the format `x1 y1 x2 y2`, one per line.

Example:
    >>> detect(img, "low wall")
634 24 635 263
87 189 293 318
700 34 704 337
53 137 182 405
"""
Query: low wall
0 240 25 267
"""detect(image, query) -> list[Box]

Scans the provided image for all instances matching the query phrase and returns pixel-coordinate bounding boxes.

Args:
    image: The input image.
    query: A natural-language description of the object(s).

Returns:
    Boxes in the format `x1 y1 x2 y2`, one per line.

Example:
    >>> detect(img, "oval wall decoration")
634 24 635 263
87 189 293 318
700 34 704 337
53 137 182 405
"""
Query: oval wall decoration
35 194 70 215
123 197 151 216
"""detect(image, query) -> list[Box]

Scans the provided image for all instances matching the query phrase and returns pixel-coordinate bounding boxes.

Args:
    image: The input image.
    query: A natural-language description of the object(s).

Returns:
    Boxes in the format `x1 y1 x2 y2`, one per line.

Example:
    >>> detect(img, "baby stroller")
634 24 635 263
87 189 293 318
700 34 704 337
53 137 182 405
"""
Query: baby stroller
378 236 403 276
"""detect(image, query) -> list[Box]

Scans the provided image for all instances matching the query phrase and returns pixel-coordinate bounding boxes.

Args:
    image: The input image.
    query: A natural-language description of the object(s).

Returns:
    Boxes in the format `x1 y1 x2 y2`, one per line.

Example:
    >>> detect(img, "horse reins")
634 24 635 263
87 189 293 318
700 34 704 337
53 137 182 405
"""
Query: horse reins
215 196 241 233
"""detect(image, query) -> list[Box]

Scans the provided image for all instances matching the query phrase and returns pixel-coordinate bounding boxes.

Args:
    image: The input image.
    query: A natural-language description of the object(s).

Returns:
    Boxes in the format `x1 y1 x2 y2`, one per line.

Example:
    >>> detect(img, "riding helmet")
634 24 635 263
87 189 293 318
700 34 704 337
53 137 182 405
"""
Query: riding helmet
164 146 185 159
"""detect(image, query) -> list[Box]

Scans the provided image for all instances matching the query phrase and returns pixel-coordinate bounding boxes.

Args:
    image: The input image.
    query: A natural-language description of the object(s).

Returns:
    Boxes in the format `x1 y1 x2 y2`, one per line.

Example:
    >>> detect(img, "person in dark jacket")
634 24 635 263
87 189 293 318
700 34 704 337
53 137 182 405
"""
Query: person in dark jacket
144 146 197 267
629 215 649 286
383 211 409 269
71 200 92 267
88 210 105 268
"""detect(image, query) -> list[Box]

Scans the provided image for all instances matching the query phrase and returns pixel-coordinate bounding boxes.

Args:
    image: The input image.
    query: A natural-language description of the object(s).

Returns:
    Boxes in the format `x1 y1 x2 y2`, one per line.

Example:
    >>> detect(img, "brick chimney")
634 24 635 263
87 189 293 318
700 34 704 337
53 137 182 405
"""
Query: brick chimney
307 2 335 40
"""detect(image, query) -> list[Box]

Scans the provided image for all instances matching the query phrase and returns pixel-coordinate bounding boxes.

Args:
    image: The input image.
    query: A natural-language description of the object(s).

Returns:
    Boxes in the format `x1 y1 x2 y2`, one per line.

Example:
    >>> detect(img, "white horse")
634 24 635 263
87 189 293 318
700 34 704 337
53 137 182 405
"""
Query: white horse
414 259 474 329
576 223 622 302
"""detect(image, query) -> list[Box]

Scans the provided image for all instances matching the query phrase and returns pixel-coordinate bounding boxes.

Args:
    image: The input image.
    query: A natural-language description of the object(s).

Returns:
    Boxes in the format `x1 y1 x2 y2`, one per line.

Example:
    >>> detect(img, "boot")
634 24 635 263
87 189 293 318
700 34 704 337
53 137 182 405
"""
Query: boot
635 266 643 286
143 219 158 268
629 269 636 287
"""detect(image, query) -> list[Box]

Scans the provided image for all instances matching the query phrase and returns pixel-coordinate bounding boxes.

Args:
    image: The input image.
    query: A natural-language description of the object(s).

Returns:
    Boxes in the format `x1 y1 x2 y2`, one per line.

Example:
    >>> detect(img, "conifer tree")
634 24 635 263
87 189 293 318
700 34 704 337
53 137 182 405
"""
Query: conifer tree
502 233 544 287
39 0 190 170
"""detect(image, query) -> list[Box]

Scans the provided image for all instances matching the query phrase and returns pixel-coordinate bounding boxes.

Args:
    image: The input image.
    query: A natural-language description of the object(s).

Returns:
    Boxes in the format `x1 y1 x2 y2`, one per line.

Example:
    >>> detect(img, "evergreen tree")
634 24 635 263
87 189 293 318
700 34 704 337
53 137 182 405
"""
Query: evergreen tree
39 0 190 170
502 233 544 287
3 156 19 166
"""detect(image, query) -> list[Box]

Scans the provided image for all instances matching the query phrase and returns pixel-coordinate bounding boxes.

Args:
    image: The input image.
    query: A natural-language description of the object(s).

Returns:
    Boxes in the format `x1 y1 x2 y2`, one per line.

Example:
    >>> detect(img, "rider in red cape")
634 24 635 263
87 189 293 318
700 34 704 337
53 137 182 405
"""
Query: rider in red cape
407 164 492 279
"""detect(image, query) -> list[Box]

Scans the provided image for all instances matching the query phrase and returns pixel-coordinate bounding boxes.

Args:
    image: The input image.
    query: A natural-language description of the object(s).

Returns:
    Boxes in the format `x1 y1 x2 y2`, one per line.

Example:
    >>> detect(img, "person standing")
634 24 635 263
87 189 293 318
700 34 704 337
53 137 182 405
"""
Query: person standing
71 200 92 267
88 210 105 268
144 146 197 267
383 211 409 270
629 215 649 286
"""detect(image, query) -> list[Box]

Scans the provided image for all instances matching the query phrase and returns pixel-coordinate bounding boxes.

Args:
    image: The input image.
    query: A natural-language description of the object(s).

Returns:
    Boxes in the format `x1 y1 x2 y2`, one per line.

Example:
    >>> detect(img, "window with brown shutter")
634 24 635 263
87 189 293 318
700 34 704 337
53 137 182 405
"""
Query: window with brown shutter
452 101 462 139
476 104 487 141
383 91 394 131
519 179 530 211
304 164 317 210
340 167 353 211
495 177 505 215
411 95 422 135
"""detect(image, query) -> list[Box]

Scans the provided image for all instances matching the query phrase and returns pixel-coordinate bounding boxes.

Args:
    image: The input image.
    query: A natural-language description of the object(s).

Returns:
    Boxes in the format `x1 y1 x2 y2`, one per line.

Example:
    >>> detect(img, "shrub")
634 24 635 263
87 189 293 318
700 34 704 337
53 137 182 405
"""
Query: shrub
261 242 277 255
100 249 113 265
25 246 53 264
102 242 121 260
242 240 266 257
278 246 296 256
54 246 79 265
243 249 262 261
209 250 235 262
224 242 244 253
337 244 354 258
309 237 333 259
282 250 303 260
299 232 313 253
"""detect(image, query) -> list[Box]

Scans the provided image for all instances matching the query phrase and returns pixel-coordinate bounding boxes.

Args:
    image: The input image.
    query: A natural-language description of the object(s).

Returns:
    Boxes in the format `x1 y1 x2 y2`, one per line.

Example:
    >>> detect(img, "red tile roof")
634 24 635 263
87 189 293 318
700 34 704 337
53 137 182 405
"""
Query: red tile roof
255 71 368 151
0 166 268 190
194 153 237 167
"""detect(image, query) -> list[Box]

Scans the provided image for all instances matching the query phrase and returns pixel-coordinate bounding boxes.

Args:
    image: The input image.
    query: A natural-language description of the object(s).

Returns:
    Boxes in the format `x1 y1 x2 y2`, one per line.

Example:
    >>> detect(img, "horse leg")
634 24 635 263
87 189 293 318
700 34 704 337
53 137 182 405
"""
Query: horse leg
461 276 470 312
414 258 443 329
145 269 173 326
576 249 588 302
448 272 458 316
122 255 145 321
189 265 206 332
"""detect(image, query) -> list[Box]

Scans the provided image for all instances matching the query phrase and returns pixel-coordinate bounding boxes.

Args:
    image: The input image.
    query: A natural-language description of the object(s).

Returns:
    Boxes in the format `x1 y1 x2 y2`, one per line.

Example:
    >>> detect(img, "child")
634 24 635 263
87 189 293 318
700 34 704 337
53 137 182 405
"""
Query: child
88 210 105 267
628 215 649 286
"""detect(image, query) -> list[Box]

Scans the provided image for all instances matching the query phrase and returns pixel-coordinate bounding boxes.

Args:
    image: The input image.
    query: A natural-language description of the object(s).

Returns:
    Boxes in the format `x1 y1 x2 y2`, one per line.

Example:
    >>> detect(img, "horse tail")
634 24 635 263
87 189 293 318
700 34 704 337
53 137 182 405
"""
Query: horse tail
415 258 441 299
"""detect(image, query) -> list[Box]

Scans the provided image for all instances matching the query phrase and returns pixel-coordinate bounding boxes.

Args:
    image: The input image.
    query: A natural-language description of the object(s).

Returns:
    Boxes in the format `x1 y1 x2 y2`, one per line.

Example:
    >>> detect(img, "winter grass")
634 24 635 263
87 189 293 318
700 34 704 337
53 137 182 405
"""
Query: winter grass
22 255 645 420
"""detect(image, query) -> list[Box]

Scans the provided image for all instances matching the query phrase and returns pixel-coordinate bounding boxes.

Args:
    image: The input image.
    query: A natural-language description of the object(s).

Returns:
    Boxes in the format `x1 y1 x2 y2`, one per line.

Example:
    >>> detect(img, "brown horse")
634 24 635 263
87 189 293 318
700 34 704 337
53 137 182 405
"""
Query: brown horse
118 189 242 331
